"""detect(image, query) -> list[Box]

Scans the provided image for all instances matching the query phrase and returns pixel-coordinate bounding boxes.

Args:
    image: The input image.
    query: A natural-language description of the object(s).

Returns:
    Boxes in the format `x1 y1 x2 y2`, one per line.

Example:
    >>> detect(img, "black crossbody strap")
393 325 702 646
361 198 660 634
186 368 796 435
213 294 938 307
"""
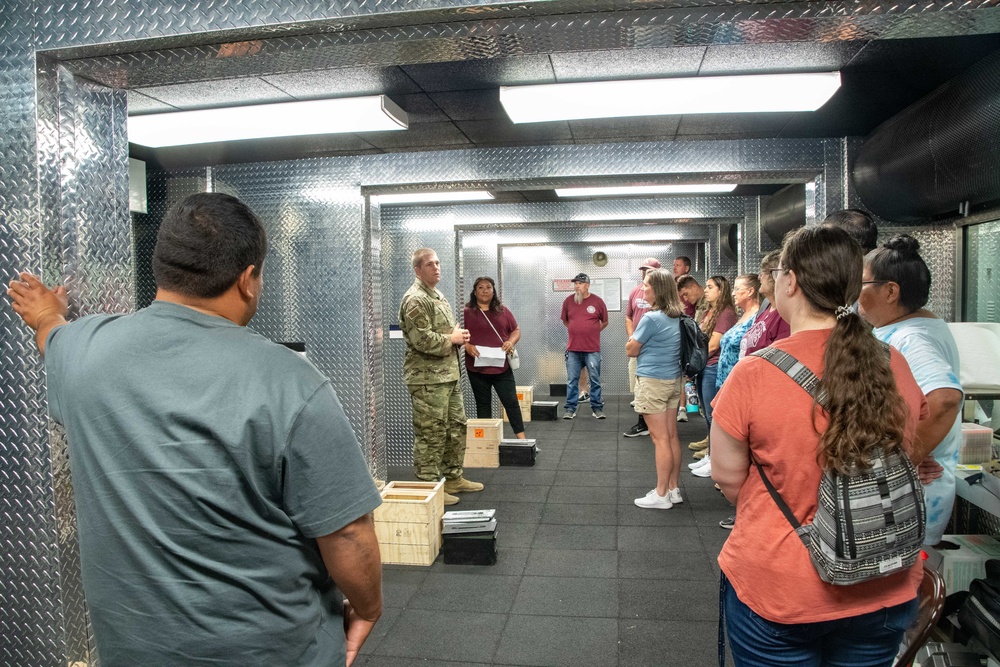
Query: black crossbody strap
751 453 803 530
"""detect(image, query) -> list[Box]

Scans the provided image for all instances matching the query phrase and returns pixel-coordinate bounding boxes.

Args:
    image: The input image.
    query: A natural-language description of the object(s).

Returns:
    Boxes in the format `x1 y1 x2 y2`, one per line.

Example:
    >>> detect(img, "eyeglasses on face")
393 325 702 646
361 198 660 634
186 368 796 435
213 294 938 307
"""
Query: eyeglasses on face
769 268 786 281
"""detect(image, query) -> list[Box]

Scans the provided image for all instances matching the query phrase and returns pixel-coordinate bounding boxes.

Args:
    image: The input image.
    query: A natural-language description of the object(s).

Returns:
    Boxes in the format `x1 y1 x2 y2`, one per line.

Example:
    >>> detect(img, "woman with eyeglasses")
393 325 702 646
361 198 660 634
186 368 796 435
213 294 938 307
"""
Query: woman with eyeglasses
738 250 791 359
687 275 737 478
859 234 962 546
710 225 926 666
717 254 792 529
691 275 761 482
463 276 527 439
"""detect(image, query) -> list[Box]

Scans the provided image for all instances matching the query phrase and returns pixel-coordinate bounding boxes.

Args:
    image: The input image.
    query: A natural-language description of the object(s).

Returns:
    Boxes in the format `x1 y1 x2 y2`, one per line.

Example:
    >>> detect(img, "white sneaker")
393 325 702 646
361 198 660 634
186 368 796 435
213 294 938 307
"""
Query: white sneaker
692 460 713 478
688 456 710 470
634 489 673 509
677 411 688 422
667 488 683 504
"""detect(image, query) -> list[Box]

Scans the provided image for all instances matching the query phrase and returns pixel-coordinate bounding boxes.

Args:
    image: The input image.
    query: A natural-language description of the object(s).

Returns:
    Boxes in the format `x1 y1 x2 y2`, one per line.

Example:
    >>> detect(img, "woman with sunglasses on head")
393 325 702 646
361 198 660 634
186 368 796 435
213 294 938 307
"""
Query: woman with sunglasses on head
711 225 927 666
626 269 686 509
687 275 737 478
859 234 963 546
463 276 527 439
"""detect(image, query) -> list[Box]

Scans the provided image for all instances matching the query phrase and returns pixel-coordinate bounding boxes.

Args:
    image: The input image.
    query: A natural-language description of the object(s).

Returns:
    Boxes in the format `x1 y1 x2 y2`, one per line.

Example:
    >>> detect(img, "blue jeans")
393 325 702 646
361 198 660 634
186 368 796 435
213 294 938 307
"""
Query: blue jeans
698 364 719 432
565 350 603 412
722 576 918 667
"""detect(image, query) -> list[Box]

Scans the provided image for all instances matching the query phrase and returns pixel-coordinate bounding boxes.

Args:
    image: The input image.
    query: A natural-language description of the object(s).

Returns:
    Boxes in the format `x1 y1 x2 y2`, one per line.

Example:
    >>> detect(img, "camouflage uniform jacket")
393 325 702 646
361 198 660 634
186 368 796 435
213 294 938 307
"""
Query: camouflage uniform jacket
399 279 461 385
693 296 709 326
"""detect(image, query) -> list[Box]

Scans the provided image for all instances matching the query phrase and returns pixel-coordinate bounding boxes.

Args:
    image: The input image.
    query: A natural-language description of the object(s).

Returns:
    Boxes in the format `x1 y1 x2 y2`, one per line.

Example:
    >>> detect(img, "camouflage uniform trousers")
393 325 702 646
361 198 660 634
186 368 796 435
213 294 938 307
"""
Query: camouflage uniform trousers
407 380 467 481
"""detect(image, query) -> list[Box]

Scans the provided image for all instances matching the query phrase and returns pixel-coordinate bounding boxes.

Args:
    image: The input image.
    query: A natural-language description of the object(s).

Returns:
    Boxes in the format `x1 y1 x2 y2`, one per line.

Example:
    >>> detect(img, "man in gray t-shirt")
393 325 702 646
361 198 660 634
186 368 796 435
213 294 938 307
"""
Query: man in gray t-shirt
7 193 382 667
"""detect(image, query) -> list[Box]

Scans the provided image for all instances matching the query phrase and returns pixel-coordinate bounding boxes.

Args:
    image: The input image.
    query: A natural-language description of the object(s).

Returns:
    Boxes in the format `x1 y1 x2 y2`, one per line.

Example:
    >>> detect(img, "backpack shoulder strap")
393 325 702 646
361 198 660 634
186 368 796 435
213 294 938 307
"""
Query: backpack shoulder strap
751 346 828 410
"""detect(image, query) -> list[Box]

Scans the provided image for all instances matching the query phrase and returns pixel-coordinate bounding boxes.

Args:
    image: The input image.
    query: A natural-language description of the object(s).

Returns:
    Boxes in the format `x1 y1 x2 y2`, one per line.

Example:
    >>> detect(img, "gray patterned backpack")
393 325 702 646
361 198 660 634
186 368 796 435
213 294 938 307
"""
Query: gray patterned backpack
751 345 925 586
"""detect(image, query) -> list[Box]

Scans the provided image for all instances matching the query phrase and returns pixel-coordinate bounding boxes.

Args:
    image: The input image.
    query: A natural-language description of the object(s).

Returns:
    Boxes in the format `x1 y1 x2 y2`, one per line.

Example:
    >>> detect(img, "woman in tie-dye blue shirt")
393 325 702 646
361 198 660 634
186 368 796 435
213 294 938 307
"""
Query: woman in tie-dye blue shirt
716 274 761 391
859 234 963 545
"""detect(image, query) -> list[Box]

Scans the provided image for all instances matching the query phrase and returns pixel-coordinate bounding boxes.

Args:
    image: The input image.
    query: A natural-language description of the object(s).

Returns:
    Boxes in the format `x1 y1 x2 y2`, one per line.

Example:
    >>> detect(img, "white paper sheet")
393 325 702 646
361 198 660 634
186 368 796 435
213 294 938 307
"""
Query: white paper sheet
473 345 507 367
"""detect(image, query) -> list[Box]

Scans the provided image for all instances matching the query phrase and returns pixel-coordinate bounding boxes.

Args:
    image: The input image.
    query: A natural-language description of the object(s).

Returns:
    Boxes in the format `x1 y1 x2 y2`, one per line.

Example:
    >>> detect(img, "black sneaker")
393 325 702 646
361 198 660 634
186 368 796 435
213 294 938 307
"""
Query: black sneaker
579 392 590 403
719 515 736 530
592 409 606 419
623 423 650 437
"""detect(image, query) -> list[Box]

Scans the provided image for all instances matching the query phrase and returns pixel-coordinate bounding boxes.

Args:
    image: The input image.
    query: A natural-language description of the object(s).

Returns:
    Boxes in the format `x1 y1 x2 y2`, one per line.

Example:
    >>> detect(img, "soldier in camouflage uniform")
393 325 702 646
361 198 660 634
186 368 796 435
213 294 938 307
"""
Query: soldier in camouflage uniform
400 248 484 505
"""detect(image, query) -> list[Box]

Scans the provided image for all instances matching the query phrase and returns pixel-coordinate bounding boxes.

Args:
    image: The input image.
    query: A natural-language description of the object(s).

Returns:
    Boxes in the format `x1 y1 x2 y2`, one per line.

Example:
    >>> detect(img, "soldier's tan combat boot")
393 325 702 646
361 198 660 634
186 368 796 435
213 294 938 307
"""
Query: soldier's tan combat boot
688 437 709 451
444 492 460 506
444 477 484 494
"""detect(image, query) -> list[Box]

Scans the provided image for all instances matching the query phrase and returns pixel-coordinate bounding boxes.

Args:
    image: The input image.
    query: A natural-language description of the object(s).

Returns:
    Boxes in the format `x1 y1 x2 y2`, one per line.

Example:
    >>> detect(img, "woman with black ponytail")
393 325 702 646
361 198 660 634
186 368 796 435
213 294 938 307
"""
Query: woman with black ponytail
860 234 963 546
710 225 928 666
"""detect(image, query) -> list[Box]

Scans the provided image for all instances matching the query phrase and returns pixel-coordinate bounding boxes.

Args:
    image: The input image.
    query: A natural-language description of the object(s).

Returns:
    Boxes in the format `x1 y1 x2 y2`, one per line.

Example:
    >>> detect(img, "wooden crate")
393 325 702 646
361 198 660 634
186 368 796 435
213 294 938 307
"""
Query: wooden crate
502 386 534 423
383 479 445 519
466 418 502 447
374 489 442 566
464 448 499 468
465 418 501 468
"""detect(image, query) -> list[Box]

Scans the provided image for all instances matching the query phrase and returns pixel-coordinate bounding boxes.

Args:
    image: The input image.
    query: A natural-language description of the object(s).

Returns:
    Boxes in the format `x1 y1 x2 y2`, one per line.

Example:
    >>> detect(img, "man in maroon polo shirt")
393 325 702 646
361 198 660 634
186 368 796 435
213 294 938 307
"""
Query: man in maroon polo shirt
623 258 660 437
560 273 608 419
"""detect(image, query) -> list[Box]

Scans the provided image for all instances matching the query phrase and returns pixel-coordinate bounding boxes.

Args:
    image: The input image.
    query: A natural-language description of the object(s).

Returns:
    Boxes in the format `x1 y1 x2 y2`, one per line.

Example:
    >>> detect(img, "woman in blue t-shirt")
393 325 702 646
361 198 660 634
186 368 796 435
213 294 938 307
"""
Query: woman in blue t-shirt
859 234 963 545
626 268 685 509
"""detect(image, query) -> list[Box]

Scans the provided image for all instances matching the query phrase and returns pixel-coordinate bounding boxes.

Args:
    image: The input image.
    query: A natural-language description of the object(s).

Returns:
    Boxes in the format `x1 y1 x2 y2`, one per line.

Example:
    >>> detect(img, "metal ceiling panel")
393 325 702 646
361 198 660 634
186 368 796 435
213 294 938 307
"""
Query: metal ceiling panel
568 116 681 141
126 89 179 114
549 46 706 80
676 112 795 136
261 65 423 99
132 77 289 110
396 92 452 122
456 118 574 144
400 54 555 92
363 121 471 149
698 41 867 74
427 88 505 121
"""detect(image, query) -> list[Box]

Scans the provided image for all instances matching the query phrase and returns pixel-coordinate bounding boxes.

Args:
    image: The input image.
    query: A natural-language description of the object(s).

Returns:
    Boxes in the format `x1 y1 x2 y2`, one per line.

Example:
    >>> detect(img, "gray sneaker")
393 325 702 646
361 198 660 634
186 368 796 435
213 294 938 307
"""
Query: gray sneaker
593 409 606 419
719 515 736 530
563 411 576 420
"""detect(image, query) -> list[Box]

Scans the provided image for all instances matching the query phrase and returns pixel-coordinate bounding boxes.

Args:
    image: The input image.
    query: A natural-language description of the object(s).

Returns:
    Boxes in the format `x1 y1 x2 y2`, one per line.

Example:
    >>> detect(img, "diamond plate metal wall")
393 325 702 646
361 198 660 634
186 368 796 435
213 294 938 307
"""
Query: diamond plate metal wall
879 225 959 322
4 1 991 665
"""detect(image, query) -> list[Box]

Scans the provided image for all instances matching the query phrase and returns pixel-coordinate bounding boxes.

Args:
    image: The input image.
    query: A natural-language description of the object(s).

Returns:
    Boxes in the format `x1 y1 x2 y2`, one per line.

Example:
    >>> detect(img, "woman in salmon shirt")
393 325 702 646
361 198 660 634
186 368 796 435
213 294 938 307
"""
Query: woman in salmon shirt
711 225 927 666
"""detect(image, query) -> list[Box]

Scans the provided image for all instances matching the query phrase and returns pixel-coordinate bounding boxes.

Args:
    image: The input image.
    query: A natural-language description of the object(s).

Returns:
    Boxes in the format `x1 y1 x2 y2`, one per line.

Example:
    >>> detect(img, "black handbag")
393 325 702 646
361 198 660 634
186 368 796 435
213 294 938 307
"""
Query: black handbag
958 559 1000 659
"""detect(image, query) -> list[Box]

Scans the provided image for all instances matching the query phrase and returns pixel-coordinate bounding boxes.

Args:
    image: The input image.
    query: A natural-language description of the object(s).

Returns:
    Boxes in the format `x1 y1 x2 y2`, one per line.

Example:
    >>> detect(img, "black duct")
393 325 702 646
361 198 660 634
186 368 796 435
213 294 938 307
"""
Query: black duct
853 49 1000 223
761 183 806 244
721 224 739 261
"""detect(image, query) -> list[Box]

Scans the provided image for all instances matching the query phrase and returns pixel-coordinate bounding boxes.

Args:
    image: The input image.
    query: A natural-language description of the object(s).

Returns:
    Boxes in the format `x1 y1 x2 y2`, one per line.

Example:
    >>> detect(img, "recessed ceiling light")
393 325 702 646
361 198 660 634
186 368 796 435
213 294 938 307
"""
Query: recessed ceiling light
374 191 495 205
500 72 841 123
555 184 738 197
127 95 408 147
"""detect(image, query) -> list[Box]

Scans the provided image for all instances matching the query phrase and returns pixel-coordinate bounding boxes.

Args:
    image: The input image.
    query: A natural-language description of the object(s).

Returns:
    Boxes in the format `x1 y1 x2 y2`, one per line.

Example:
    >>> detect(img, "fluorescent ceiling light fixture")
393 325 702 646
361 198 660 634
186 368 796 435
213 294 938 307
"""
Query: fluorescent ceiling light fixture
374 191 495 205
500 72 841 123
127 95 408 147
556 184 738 197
